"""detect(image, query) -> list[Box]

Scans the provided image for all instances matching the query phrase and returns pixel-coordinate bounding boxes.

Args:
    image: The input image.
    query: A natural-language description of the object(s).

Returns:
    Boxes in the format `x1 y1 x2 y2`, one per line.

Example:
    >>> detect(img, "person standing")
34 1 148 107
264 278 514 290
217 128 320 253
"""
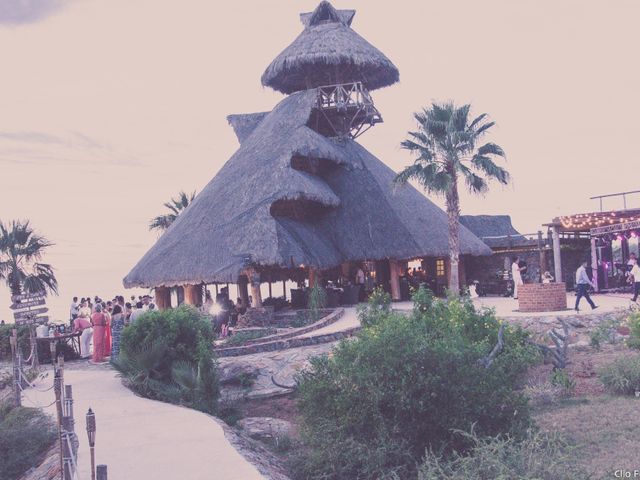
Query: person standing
73 313 93 359
69 297 79 322
110 305 125 362
630 258 640 302
575 261 598 312
90 304 108 363
511 257 525 299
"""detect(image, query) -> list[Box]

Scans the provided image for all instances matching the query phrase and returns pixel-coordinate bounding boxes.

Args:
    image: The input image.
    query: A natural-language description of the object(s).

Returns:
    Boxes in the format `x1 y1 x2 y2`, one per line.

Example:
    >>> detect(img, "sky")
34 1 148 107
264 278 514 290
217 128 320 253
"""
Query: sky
1 0 639 322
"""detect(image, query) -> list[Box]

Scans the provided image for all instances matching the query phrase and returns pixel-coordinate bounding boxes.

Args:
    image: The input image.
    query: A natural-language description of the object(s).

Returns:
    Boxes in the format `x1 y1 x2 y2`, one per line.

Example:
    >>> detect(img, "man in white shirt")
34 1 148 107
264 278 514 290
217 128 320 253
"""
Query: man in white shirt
575 261 598 312
630 257 640 302
511 257 524 299
70 297 79 321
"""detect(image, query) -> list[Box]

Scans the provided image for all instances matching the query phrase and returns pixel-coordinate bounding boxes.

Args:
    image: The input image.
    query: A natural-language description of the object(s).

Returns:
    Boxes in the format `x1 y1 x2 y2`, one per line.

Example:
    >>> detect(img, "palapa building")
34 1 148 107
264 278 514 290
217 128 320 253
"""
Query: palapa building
123 1 491 308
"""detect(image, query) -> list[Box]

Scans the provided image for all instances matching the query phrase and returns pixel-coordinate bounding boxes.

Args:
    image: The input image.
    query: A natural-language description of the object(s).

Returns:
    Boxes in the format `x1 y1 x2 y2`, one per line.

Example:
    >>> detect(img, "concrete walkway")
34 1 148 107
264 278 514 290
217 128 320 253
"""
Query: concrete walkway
23 366 265 480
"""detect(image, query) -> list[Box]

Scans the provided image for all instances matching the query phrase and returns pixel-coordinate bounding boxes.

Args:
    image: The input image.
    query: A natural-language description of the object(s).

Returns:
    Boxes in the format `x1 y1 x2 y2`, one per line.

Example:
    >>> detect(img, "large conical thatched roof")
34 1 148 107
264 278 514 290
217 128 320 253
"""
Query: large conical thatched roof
261 1 399 94
123 91 491 288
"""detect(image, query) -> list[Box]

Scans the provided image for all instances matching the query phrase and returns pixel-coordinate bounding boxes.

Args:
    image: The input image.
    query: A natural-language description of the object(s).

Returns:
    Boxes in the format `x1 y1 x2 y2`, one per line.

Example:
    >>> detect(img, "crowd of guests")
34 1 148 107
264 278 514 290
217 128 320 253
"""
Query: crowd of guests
69 294 157 363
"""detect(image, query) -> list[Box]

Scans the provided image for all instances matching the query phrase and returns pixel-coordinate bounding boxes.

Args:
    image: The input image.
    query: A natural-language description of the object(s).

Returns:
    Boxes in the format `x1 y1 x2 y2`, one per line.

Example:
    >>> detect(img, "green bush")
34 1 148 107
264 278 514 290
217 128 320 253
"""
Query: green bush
356 286 392 328
292 292 538 480
598 355 640 395
627 311 640 350
307 284 327 321
415 429 585 480
0 400 57 480
115 306 219 414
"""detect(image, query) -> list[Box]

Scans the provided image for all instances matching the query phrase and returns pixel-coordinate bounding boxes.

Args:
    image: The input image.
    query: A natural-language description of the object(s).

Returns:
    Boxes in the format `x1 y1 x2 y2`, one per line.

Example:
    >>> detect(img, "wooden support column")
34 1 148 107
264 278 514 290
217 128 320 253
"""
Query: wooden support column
591 237 599 292
552 226 563 282
155 286 171 310
282 280 287 300
309 267 318 289
248 270 262 308
389 259 401 301
458 256 467 291
268 282 272 299
184 284 202 306
238 275 249 308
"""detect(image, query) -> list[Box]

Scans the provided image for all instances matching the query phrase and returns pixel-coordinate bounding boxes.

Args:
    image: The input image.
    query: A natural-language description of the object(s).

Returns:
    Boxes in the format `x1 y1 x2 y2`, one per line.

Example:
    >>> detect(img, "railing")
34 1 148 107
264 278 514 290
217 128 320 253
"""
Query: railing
591 189 640 212
314 81 382 138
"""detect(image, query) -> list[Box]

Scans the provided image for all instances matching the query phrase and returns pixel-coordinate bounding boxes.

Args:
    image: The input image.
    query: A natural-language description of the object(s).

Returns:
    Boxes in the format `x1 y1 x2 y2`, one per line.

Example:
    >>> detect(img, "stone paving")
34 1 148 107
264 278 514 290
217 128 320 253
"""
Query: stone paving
22 365 266 480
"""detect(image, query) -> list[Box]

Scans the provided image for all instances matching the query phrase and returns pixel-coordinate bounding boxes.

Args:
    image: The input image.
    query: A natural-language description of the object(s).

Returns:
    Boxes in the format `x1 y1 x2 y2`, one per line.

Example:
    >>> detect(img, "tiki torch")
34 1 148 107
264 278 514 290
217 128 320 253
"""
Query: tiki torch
86 408 96 480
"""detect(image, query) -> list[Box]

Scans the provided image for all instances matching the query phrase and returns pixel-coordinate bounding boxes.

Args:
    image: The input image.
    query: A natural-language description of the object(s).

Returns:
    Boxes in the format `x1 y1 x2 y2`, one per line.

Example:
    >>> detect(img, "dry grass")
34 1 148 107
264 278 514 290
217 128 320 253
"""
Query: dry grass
535 395 640 478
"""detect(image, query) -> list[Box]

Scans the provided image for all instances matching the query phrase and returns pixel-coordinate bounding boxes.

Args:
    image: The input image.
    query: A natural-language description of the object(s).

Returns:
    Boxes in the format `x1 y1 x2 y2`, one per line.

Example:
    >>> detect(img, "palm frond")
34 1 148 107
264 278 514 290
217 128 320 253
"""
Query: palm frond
471 155 511 184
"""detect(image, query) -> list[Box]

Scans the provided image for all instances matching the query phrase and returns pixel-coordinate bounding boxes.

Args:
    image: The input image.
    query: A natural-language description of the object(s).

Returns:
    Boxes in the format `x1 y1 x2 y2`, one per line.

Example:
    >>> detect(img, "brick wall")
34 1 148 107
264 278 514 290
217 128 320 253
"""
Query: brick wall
518 282 567 312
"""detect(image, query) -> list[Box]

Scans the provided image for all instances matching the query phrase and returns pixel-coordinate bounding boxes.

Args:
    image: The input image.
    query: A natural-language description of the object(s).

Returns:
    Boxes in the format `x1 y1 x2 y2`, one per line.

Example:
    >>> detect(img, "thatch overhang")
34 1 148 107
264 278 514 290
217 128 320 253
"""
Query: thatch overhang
123 90 491 289
261 1 399 94
460 215 534 249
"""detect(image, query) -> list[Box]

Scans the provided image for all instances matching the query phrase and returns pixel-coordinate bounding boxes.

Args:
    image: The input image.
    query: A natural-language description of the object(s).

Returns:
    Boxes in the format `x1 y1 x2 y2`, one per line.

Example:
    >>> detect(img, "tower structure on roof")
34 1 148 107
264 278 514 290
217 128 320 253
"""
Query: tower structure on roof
124 2 490 308
262 1 398 138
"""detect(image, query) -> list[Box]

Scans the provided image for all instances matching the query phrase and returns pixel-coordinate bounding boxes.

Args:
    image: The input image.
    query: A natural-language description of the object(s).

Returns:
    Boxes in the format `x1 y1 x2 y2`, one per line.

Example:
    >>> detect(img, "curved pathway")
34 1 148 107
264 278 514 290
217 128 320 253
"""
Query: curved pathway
23 365 265 480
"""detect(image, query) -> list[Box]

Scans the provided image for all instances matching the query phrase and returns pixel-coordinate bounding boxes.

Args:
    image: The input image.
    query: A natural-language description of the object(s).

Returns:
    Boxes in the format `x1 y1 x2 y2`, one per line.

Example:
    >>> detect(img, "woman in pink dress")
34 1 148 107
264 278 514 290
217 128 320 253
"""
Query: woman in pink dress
91 304 107 363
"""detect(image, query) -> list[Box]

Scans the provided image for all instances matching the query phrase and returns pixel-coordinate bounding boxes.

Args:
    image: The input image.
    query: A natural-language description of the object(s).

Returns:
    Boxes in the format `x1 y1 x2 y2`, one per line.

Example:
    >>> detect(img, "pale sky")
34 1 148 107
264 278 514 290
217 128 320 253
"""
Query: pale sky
1 0 639 322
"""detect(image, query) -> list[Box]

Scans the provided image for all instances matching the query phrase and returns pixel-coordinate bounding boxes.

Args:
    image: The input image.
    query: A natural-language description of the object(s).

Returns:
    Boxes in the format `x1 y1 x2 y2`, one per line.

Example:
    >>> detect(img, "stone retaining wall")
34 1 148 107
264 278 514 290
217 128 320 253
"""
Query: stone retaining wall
214 324 360 358
215 308 347 356
518 282 567 312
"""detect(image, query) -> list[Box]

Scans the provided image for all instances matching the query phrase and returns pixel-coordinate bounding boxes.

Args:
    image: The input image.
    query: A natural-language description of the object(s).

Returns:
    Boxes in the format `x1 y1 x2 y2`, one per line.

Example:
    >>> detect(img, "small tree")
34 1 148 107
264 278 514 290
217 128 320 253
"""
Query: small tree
149 190 196 233
395 102 510 295
0 220 58 296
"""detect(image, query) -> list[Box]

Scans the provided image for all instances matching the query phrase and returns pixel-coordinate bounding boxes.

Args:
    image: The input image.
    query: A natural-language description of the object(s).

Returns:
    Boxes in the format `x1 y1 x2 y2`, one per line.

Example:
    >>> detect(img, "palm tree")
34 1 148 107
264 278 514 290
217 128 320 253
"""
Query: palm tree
149 191 196 233
395 102 510 295
0 220 58 297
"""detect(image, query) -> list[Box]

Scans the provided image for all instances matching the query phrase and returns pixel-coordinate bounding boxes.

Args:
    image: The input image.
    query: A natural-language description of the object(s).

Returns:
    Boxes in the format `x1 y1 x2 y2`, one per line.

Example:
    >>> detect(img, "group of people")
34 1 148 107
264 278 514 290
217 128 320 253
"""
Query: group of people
69 294 157 363
511 252 640 312
204 290 248 337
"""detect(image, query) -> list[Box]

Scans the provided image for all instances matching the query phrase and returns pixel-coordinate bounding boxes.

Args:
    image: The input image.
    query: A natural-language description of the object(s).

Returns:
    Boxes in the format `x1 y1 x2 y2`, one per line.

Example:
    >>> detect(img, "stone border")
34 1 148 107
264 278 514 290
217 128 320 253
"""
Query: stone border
216 308 345 351
214 323 360 358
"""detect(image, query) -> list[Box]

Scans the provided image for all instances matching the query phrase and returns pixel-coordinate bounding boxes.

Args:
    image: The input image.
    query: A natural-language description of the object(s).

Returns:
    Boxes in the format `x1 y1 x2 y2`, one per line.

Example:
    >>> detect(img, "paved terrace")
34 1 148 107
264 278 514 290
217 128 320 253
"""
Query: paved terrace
393 292 634 318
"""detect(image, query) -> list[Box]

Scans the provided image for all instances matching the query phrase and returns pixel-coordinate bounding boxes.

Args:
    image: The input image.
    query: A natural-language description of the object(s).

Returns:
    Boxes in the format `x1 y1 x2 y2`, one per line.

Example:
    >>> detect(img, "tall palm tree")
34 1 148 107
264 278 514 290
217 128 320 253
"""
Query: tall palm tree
0 220 58 297
395 102 510 295
149 191 196 233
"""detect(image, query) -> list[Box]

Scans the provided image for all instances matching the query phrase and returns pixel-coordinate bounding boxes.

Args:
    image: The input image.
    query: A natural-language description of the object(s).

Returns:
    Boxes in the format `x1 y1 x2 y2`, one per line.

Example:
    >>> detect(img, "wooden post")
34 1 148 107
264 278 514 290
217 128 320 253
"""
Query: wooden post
309 267 317 289
183 284 202 306
282 280 287 300
97 465 108 480
238 275 250 308
54 372 65 479
215 283 219 296
248 270 262 308
458 256 467 292
154 286 171 310
389 260 401 301
10 329 21 407
268 281 273 299
29 324 39 369
591 237 599 292
552 225 563 283
537 231 545 282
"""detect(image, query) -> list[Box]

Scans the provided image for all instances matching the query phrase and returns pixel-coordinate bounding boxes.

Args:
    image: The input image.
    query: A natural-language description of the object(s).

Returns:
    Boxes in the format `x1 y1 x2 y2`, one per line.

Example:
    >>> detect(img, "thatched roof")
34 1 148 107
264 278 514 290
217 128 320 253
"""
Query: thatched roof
124 91 491 288
261 1 399 94
460 215 533 249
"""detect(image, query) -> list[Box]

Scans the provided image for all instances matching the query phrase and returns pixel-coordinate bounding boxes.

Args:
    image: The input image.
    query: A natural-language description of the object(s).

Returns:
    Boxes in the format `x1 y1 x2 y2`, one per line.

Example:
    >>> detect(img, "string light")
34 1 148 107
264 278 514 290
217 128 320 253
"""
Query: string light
559 211 640 230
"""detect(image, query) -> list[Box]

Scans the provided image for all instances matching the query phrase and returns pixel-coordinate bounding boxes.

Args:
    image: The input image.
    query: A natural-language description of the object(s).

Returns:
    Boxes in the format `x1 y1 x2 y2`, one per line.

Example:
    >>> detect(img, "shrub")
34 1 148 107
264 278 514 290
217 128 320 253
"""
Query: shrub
115 306 219 414
223 329 272 347
415 429 585 480
356 286 392 328
293 294 538 479
590 315 622 350
598 355 640 395
550 369 576 396
307 284 327 321
0 400 57 480
627 311 640 350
